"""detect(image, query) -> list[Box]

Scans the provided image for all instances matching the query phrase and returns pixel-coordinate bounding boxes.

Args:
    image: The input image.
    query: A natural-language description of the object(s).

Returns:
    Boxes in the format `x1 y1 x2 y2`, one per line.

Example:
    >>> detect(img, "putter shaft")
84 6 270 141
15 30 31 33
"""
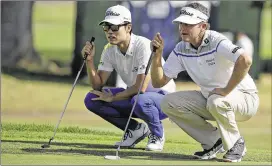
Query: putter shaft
42 37 95 148
115 47 156 157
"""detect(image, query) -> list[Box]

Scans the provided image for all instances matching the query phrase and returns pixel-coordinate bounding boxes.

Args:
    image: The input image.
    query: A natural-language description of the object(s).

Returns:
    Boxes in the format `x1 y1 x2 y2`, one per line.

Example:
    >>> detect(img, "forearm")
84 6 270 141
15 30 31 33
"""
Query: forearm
224 54 252 93
112 86 138 101
112 74 150 101
151 54 167 88
86 61 103 90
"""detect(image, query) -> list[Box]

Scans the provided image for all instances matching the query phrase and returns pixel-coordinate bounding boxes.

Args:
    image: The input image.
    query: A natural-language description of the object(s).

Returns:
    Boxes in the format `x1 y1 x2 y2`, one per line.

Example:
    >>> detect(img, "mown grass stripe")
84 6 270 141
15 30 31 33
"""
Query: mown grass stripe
1 123 196 144
1 123 120 136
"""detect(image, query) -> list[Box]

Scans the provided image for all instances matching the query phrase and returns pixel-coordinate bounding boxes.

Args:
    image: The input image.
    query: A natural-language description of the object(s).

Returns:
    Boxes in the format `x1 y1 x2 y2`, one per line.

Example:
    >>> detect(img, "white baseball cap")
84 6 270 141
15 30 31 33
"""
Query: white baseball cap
99 5 131 25
172 7 209 25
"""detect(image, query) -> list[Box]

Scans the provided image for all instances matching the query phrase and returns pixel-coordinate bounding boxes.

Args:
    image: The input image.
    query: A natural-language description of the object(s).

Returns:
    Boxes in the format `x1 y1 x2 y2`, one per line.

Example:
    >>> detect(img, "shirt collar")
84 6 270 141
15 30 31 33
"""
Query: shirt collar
185 30 210 50
200 30 210 47
123 33 136 56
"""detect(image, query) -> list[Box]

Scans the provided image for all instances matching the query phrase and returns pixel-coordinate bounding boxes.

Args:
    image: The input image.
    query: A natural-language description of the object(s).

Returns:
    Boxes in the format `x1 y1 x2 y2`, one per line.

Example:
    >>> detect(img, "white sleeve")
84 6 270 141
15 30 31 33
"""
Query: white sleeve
163 48 185 79
136 43 152 75
216 39 245 62
98 49 114 72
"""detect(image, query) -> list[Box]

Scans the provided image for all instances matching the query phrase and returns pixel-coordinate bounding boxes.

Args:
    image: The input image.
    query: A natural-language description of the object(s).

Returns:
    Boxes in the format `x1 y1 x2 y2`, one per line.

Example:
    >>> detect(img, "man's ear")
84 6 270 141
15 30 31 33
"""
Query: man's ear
127 24 132 33
201 23 207 29
202 22 209 30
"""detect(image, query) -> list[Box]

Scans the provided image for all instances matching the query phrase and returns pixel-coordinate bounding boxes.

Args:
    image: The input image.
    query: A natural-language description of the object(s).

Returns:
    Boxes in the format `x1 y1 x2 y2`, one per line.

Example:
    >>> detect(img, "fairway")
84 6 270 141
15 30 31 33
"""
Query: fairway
1 74 271 165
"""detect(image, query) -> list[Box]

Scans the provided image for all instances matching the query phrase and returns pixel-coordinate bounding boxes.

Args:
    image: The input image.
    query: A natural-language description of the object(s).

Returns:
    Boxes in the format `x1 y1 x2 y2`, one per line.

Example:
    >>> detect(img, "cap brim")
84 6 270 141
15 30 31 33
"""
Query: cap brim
98 18 123 26
172 15 202 25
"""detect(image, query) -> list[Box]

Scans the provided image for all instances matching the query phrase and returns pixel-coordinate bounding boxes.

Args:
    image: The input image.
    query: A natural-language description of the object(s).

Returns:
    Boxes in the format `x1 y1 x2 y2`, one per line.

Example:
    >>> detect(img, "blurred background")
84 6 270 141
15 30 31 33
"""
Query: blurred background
1 1 271 85
1 1 271 164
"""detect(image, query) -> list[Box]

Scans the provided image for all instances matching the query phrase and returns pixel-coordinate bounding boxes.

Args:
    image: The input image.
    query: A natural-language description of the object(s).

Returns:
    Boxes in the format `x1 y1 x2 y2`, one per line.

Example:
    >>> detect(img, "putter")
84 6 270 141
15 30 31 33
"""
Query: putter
104 47 157 160
41 37 95 149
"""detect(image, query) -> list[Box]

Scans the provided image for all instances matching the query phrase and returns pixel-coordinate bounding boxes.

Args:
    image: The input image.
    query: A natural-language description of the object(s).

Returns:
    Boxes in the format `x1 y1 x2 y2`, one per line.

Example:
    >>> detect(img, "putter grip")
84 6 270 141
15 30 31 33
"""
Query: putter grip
83 37 96 60
144 47 157 75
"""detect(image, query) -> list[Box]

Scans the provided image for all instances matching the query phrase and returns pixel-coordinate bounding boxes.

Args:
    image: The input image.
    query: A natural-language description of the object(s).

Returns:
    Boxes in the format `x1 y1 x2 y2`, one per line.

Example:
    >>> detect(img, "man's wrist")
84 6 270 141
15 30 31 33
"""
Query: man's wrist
111 94 116 102
223 86 232 95
86 58 93 62
154 50 162 56
86 59 94 66
153 52 162 61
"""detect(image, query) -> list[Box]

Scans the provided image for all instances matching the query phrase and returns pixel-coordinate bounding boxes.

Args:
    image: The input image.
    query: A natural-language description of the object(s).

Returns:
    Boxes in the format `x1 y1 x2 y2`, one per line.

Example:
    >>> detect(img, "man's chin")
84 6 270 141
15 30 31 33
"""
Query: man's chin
108 41 118 45
181 37 190 42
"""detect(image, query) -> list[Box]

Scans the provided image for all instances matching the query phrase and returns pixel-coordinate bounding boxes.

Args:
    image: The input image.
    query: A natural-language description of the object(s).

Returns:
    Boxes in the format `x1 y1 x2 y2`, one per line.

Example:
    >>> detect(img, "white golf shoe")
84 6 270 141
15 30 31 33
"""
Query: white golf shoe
145 132 165 151
114 123 149 148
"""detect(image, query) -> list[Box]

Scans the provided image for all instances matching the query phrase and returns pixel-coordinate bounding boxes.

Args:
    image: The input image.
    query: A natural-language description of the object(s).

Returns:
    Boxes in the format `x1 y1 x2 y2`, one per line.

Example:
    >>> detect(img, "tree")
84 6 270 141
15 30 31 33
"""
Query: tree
71 1 118 85
1 1 41 68
71 1 88 79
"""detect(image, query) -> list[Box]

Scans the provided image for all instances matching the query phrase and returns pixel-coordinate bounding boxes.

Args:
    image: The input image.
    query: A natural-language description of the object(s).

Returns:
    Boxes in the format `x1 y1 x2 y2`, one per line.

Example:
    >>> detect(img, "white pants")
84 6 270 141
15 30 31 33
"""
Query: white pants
161 90 259 150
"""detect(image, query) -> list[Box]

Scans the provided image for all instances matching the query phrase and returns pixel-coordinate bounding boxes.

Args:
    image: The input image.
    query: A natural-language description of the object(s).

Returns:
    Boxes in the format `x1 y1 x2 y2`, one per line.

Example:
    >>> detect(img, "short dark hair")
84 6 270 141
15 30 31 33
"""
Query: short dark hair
185 3 210 17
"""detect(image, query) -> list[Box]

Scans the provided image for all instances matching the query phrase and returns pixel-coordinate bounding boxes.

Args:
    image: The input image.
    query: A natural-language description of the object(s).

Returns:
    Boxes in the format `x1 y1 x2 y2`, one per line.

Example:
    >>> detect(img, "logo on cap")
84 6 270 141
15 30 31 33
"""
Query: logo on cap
180 10 193 16
106 11 120 17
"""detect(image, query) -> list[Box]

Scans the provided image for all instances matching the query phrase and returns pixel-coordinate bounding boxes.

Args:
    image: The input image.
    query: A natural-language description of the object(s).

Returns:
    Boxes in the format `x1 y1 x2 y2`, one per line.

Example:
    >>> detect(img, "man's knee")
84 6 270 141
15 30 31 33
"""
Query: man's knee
207 94 231 114
132 94 155 119
161 93 198 119
84 92 100 112
160 94 177 115
131 94 154 108
133 94 162 118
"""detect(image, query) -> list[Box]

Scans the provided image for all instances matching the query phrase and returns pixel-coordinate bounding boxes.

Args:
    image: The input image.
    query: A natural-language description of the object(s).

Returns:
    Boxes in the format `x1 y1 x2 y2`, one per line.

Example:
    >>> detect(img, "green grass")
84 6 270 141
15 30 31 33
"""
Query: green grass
1 123 271 165
1 73 271 165
1 1 271 165
33 2 75 63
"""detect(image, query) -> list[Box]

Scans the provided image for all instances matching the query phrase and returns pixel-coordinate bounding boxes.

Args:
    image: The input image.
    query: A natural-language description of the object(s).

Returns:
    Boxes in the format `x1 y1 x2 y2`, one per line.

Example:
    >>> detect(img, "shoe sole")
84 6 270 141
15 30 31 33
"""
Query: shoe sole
222 147 247 162
194 144 224 160
145 146 163 151
145 148 163 152
114 129 150 148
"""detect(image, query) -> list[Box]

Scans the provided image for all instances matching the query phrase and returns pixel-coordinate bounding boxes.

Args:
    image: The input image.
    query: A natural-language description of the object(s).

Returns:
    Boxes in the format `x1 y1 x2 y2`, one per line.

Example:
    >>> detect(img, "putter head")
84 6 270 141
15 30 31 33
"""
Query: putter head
41 138 53 148
41 144 50 148
104 155 120 160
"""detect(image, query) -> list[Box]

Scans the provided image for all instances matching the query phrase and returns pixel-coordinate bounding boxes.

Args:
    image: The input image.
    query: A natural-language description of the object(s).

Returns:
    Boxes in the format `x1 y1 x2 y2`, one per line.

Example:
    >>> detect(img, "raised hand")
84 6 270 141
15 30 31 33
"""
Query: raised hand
81 41 95 61
150 32 164 55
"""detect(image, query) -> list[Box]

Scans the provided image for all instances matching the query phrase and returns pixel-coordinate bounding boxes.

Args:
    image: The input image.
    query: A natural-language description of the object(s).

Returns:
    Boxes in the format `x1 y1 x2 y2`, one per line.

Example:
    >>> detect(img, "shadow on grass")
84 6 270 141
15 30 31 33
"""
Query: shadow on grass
21 148 224 162
1 139 144 150
2 139 224 162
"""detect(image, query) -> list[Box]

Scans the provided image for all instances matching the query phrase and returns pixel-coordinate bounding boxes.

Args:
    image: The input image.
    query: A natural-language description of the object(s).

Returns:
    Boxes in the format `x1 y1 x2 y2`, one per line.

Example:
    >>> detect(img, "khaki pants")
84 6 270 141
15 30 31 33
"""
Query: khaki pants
161 90 259 150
